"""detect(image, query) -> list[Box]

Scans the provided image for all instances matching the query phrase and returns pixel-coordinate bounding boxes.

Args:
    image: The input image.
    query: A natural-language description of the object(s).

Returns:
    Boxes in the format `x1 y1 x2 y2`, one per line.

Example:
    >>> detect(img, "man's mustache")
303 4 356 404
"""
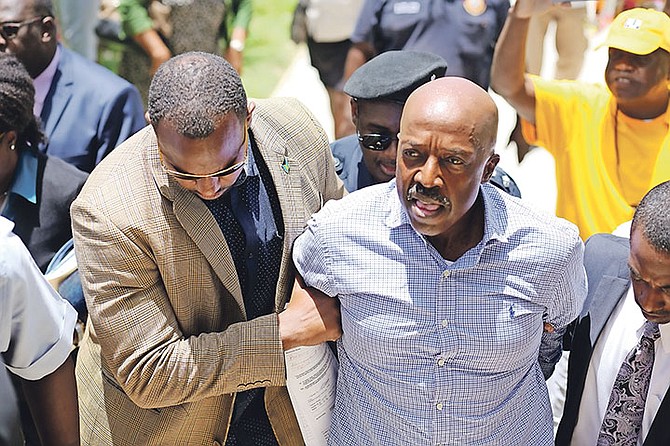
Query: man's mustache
406 184 450 207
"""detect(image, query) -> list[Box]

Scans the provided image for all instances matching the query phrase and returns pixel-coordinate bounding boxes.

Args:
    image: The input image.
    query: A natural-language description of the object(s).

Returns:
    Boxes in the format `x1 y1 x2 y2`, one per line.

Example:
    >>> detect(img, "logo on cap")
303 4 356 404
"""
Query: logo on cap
623 18 642 30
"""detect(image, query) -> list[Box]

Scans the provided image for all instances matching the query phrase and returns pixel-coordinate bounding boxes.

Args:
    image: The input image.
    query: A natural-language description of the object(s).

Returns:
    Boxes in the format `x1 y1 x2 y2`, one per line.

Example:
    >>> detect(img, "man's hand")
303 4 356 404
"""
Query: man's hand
279 276 342 351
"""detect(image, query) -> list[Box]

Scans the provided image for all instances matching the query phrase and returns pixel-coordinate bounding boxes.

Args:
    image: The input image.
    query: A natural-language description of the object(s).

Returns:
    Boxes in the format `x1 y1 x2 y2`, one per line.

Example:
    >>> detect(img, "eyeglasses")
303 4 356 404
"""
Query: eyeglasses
357 132 398 151
159 128 249 181
0 17 45 40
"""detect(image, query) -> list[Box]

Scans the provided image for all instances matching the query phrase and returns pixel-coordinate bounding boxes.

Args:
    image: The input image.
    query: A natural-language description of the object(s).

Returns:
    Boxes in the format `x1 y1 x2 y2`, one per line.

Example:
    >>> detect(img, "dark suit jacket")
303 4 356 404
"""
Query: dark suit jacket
2 151 88 271
40 45 146 173
555 233 670 445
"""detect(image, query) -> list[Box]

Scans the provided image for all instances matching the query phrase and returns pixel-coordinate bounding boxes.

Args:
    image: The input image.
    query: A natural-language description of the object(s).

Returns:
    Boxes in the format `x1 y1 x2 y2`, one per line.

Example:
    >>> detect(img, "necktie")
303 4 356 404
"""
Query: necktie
597 320 661 446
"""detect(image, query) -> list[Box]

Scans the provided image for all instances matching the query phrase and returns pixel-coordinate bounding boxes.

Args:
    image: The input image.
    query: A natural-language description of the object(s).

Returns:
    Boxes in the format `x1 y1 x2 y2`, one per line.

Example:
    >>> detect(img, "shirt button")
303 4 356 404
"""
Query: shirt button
441 319 448 328
436 403 444 411
442 270 450 279
437 358 445 367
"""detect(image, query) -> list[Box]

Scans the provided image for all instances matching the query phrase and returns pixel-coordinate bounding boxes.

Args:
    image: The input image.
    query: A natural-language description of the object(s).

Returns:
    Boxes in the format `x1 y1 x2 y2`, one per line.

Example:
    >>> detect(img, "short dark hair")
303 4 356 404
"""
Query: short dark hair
147 52 247 138
632 181 670 254
0 52 45 148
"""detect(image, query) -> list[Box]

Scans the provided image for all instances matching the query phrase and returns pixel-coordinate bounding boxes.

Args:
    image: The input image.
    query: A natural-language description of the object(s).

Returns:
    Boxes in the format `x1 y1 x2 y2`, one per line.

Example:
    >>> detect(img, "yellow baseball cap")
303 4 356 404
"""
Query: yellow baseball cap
600 8 670 55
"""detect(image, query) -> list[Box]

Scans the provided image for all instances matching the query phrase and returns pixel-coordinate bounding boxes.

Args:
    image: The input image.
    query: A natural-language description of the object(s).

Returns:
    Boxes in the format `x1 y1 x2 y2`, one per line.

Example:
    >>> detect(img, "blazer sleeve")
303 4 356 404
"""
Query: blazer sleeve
96 85 146 166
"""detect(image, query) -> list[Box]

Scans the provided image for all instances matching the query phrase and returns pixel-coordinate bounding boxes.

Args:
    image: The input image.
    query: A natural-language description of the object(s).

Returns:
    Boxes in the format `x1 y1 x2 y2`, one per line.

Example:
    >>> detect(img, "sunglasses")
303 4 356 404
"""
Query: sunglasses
159 128 249 181
0 16 45 40
357 132 398 151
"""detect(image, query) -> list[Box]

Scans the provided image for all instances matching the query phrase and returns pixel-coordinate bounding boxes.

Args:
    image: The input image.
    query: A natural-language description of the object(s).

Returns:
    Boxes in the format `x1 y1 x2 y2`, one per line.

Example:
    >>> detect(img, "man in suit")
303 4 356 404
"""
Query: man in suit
0 0 146 173
72 51 345 445
556 180 670 445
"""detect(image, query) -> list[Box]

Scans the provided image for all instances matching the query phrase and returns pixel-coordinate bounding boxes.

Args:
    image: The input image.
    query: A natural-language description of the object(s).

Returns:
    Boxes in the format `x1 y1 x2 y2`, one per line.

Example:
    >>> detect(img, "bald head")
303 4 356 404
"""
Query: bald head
401 77 498 154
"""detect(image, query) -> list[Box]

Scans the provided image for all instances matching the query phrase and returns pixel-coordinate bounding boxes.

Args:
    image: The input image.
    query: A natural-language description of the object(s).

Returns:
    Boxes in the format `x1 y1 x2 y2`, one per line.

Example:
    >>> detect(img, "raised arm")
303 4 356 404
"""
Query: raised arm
490 0 554 124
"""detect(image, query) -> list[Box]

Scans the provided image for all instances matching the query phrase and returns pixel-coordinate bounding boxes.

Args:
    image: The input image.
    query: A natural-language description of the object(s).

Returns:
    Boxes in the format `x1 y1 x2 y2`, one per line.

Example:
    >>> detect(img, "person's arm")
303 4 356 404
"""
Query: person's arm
224 0 252 73
342 42 375 83
119 0 171 74
538 230 587 378
490 0 553 124
225 26 247 73
279 275 341 351
95 83 147 166
20 356 79 446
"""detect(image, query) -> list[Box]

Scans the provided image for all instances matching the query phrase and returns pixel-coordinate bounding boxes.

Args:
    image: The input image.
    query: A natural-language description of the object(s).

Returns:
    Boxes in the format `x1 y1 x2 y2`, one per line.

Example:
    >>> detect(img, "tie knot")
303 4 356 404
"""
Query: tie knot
643 321 660 342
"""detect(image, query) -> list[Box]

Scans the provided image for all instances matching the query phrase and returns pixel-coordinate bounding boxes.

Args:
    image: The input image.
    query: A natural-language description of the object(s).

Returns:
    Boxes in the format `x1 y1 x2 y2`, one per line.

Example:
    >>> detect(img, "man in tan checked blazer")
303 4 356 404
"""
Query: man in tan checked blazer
71 52 345 445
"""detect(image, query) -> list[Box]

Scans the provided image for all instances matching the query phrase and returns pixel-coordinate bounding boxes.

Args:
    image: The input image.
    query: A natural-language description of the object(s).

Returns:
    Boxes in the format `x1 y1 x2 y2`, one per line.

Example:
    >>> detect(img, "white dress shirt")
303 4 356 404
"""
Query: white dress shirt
572 285 670 445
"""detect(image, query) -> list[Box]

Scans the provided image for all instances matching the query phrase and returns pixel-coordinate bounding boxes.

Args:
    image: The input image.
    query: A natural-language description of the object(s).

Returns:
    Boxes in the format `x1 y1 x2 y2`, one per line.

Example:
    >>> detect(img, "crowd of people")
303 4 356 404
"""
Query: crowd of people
1 0 669 445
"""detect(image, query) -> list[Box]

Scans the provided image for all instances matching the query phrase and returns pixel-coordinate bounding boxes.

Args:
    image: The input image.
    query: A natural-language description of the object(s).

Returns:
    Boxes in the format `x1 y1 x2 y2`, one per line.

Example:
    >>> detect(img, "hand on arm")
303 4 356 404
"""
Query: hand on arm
21 356 79 446
279 275 342 351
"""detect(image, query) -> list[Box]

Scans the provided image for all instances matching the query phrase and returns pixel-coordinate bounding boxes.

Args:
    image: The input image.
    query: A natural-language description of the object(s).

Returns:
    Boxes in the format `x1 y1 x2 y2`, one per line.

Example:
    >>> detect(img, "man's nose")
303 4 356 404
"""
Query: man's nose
637 286 667 313
194 177 221 199
414 157 443 189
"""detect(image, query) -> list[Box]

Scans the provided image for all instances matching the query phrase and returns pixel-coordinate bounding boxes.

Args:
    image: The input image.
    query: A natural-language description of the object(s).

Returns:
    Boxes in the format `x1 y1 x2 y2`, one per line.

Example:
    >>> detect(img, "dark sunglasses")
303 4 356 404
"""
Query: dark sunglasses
159 127 249 181
0 16 45 40
357 132 398 151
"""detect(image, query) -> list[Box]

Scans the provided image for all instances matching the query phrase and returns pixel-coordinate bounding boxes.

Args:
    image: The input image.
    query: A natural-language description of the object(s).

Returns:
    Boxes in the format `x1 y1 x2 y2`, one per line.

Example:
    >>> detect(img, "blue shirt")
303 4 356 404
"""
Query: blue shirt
1 149 38 218
293 181 586 445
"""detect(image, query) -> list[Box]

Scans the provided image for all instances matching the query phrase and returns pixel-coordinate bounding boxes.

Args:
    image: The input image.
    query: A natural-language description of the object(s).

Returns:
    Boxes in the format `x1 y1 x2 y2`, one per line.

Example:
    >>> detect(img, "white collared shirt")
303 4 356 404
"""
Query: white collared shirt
33 45 61 117
572 286 670 445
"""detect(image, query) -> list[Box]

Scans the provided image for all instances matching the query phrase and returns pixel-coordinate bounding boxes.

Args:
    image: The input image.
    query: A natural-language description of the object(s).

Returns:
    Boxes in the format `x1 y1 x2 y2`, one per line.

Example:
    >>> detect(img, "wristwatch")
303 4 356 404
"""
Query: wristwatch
229 39 245 52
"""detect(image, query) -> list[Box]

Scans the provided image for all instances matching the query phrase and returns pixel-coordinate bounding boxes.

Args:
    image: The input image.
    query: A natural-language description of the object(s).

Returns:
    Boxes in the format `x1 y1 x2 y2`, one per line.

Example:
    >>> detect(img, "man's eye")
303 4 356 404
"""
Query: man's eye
403 149 419 158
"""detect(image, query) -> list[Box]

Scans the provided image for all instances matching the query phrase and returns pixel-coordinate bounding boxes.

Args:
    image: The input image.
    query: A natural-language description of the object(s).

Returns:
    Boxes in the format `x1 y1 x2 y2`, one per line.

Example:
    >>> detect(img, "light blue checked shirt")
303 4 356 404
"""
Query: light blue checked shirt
293 180 586 446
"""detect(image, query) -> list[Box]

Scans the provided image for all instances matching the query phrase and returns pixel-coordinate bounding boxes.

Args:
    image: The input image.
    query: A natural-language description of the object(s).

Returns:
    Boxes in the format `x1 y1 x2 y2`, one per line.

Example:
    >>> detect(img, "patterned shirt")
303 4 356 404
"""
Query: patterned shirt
293 181 586 445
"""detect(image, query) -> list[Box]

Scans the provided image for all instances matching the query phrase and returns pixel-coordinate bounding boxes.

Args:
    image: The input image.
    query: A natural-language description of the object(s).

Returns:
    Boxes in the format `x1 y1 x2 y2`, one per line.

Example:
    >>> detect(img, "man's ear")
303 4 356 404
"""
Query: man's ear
349 98 358 125
246 100 255 126
481 153 500 183
39 16 57 43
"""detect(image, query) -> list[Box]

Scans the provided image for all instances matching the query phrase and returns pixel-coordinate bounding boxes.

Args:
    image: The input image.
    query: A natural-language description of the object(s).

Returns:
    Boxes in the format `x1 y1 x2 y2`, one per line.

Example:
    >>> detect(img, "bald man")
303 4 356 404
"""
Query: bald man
293 77 587 445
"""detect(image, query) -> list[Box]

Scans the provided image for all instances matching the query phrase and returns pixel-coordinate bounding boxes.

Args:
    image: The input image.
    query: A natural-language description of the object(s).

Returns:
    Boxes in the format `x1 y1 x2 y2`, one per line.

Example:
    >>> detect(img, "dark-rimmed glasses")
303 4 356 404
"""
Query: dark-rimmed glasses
0 17 45 40
159 127 249 181
357 132 398 151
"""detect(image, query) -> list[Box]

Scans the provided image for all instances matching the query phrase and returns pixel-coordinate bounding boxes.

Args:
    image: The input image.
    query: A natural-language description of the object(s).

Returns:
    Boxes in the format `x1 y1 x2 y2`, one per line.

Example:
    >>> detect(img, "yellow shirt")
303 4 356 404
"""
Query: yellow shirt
522 77 670 239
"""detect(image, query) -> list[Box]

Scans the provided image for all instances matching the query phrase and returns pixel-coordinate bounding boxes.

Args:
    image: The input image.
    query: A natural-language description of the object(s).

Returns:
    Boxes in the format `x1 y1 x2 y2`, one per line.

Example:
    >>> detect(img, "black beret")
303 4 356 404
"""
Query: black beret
344 50 448 103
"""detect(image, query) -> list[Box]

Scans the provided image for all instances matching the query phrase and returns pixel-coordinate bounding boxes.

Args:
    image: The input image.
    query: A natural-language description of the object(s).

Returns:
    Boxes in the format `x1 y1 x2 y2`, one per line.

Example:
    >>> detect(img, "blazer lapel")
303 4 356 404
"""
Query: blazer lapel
588 275 631 347
41 48 74 140
250 123 308 311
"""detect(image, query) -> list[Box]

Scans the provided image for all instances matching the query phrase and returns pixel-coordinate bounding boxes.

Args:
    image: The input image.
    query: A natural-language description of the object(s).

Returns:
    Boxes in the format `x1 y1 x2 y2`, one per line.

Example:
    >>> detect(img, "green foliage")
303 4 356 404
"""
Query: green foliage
241 0 298 98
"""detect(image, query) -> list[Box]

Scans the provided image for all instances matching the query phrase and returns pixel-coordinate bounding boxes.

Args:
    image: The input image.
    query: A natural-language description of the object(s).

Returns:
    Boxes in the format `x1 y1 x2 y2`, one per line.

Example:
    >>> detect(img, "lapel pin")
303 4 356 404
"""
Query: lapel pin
281 155 290 174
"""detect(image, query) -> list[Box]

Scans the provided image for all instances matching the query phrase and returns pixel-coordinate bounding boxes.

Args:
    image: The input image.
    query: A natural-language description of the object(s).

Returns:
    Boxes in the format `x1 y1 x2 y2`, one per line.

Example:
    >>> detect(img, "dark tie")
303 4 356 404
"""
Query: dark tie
597 321 660 446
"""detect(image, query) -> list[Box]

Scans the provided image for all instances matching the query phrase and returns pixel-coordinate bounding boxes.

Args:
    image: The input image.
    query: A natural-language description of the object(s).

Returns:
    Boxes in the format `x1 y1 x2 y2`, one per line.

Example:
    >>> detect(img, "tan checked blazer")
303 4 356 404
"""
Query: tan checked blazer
72 98 345 446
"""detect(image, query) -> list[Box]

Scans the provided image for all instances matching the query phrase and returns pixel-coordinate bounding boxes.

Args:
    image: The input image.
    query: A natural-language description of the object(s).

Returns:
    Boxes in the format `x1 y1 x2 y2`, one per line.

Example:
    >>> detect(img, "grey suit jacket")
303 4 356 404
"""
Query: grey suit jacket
556 233 670 445
72 98 345 445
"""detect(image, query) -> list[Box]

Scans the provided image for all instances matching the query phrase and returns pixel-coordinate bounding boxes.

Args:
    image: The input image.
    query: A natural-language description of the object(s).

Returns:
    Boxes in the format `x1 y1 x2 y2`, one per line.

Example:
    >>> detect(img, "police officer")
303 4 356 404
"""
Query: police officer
331 50 521 197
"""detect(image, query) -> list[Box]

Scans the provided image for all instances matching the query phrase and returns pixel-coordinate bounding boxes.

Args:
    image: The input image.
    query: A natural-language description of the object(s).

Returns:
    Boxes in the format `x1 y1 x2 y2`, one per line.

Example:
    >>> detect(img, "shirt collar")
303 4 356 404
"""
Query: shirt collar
244 133 259 177
33 45 61 117
9 149 39 204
